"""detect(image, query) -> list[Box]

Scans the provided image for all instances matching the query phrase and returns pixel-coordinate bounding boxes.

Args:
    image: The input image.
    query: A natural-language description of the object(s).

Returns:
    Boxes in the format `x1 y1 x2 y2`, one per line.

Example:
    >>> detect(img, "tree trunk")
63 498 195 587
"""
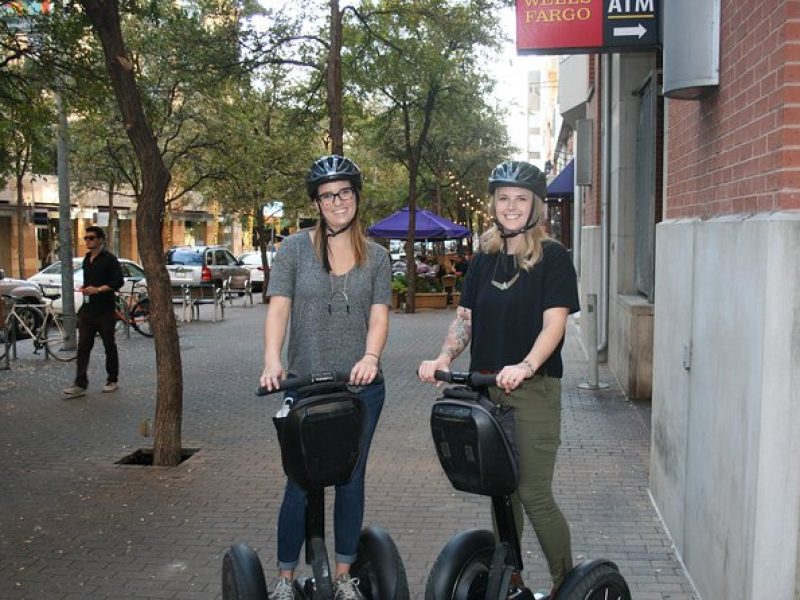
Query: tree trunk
107 184 116 255
81 0 183 467
16 172 25 278
327 0 344 155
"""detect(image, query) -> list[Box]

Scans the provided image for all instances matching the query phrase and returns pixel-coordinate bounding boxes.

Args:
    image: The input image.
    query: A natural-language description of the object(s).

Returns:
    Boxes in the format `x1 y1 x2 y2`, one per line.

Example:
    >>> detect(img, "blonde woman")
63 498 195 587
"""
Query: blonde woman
262 155 391 600
418 160 579 595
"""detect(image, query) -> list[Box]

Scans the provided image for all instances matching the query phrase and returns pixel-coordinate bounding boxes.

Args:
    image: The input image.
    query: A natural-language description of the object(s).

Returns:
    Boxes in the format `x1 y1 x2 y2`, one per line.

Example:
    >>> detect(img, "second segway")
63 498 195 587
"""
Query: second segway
222 371 409 600
425 371 631 600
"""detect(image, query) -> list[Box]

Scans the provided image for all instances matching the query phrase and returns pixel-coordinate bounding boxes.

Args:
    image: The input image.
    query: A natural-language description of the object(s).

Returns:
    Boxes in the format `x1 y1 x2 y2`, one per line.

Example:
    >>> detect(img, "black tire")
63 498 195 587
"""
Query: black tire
555 560 631 600
13 301 43 340
425 529 495 600
0 326 8 360
221 543 269 600
43 316 78 362
130 299 153 337
351 525 410 600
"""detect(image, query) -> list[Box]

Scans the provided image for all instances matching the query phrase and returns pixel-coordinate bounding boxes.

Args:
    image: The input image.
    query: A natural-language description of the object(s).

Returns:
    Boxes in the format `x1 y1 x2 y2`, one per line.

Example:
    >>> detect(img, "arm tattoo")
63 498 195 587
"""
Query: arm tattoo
441 307 472 360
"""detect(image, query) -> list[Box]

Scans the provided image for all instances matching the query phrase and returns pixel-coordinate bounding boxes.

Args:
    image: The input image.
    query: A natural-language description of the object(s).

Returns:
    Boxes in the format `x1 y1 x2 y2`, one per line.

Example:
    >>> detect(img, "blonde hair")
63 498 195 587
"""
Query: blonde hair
313 214 369 267
480 192 550 270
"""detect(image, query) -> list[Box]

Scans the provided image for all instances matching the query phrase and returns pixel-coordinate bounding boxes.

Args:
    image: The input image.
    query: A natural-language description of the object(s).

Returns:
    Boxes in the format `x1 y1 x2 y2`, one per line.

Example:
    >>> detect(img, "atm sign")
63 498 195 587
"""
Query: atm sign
516 0 659 54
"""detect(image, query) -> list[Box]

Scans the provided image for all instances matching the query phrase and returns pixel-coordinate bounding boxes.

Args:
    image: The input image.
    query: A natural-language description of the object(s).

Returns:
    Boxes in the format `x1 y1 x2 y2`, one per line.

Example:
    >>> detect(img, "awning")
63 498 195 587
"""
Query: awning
547 159 574 198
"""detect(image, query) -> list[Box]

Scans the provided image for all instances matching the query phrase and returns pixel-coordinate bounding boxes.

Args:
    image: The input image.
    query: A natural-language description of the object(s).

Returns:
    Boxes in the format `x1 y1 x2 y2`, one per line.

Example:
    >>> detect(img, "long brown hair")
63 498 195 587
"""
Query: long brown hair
313 214 369 268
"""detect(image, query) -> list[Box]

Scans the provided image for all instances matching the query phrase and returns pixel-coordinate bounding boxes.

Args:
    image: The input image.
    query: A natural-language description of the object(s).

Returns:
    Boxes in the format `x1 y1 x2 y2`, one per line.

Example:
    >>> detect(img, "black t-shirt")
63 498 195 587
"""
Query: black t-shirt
460 241 579 377
81 249 124 315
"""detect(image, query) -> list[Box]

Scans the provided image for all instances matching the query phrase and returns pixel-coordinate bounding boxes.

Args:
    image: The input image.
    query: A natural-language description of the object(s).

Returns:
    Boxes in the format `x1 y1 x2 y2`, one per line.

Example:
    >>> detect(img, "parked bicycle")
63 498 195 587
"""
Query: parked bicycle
113 282 152 338
0 295 77 362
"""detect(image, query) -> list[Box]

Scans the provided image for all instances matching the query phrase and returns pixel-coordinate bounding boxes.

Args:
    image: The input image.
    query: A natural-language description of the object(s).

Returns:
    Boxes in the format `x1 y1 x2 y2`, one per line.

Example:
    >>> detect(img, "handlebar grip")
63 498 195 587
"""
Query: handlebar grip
432 370 498 388
256 370 383 396
433 370 454 383
468 373 498 387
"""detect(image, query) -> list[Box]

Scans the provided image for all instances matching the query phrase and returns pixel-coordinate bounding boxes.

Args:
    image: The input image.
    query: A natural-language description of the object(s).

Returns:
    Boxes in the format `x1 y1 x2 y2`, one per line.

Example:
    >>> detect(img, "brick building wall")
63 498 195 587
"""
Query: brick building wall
666 1 800 217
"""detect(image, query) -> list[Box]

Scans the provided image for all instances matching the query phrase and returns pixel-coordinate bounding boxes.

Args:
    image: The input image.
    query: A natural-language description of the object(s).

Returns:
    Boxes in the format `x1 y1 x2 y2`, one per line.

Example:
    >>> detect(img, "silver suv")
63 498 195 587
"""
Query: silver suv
165 246 250 288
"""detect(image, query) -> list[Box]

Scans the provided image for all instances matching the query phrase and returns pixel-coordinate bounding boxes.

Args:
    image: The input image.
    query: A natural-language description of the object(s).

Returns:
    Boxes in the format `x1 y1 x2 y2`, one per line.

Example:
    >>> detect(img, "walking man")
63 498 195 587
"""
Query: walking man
63 226 124 398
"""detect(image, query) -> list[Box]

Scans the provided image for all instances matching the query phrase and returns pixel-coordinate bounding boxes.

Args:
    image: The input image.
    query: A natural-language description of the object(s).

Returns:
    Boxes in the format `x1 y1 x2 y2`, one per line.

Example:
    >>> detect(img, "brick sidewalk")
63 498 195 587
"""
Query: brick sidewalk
0 304 696 599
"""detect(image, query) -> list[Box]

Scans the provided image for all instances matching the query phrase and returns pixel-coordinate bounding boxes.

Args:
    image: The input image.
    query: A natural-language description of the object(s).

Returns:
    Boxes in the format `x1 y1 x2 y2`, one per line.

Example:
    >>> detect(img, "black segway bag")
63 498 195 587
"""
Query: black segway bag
276 385 366 491
430 387 519 496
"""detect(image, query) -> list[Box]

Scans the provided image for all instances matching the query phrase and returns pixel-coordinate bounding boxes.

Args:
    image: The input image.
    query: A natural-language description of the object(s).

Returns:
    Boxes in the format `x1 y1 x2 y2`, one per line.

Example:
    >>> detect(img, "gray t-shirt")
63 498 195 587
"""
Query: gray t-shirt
267 231 392 375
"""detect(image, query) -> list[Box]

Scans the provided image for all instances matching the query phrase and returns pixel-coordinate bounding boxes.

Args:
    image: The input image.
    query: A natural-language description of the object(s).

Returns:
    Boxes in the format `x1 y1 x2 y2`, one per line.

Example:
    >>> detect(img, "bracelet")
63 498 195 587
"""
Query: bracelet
364 352 381 363
521 359 535 377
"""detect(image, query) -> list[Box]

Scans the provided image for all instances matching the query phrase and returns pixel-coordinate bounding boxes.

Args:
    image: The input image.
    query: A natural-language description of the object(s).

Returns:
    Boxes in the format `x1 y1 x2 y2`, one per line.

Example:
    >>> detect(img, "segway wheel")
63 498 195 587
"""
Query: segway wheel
425 529 495 600
351 525 410 599
222 543 269 600
555 560 631 600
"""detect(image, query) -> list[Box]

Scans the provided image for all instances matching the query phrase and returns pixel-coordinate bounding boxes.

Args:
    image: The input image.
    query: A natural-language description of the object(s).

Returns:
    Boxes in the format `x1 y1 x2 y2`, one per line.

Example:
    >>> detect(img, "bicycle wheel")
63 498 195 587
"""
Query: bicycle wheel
44 315 78 362
130 298 153 337
13 303 44 340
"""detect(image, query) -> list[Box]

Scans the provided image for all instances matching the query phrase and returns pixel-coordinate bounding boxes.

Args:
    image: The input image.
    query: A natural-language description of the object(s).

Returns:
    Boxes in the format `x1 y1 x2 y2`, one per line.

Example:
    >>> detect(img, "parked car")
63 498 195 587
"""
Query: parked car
1 268 46 337
164 246 250 289
27 258 147 314
237 250 275 293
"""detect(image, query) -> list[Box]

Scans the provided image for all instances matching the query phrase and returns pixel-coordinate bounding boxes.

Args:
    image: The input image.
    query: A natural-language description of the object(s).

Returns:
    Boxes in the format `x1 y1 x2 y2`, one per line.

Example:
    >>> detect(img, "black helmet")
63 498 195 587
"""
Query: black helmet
488 160 546 199
306 155 363 198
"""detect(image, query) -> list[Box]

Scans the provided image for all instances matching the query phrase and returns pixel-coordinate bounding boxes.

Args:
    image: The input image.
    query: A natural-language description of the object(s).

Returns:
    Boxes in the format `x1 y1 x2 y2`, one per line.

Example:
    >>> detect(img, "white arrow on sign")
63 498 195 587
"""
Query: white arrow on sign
613 23 647 39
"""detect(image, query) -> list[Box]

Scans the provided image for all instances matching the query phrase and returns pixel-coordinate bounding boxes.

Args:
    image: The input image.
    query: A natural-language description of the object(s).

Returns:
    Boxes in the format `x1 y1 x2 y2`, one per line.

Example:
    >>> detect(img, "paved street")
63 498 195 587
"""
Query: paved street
0 302 696 599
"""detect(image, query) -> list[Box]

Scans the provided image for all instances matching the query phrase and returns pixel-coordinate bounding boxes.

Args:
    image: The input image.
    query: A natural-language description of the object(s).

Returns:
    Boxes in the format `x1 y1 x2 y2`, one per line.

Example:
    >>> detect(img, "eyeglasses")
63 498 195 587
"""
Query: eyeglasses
317 187 355 207
83 236 98 241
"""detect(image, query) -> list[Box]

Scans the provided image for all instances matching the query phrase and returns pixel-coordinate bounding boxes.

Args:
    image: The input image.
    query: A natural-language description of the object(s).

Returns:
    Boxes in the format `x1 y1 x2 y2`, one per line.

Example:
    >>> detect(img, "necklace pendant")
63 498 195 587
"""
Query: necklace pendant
490 271 520 291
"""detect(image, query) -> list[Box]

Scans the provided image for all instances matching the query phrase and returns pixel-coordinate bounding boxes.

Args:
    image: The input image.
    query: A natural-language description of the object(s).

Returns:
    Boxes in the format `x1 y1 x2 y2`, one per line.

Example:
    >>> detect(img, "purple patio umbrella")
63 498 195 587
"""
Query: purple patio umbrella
366 207 470 240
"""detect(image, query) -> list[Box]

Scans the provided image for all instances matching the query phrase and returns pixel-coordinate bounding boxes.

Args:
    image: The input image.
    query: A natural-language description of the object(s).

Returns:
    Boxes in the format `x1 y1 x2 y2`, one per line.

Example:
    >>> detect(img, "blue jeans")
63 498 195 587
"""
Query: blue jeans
277 381 385 570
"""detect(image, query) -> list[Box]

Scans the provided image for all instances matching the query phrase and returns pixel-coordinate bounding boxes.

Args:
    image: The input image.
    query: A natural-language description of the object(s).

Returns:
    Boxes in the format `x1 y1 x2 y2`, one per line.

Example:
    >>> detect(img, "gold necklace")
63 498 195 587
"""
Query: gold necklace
490 253 520 291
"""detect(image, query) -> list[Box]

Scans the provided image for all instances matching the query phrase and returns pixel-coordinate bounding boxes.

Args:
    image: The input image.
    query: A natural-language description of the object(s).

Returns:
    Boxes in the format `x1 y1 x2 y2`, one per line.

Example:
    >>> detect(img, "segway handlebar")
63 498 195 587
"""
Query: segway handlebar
433 370 498 388
256 371 383 396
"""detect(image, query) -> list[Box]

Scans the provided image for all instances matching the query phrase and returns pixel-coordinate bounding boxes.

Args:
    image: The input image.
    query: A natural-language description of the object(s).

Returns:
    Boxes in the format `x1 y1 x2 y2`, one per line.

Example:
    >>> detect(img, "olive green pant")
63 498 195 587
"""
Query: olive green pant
489 375 573 587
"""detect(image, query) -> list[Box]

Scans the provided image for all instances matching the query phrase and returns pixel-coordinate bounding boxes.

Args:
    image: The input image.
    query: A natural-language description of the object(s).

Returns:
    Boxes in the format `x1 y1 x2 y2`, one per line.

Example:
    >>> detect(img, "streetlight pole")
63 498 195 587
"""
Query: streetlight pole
55 88 77 348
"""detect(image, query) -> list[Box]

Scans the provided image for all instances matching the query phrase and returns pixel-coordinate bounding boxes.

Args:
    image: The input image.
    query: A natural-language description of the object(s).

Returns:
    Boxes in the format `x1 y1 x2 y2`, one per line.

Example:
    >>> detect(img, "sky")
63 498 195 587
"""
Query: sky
494 5 552 160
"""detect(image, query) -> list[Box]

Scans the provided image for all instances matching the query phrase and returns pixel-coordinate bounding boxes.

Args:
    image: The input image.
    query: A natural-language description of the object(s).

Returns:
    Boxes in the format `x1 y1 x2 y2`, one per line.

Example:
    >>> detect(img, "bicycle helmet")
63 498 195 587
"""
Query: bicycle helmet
488 160 547 199
306 155 363 199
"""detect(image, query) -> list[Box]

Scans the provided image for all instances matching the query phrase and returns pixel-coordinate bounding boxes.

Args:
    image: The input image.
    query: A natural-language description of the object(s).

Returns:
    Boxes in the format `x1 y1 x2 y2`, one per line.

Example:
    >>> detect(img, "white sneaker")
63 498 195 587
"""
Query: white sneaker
272 577 294 600
334 574 364 600
102 382 119 393
62 385 86 398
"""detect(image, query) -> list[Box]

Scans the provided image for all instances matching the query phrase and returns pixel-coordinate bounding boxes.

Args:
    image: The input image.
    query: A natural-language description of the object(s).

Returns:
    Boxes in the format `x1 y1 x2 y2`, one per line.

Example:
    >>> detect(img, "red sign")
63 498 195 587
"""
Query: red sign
516 0 660 54
516 0 603 52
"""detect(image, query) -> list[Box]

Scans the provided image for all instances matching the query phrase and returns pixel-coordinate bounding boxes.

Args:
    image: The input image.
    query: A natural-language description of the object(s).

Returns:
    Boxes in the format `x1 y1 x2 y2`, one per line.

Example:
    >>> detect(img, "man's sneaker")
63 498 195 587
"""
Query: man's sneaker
334 574 364 600
272 577 294 600
102 382 119 393
62 385 86 398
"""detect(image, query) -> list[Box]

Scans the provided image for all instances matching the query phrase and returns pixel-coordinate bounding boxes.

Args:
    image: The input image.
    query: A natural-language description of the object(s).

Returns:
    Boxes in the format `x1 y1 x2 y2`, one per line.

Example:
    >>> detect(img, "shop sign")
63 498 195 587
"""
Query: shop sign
516 0 660 54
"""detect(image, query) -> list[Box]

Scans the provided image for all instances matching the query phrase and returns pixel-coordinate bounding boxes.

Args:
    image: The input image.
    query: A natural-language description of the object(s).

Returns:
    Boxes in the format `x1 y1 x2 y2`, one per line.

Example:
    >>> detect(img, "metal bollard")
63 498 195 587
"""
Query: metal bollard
578 293 610 390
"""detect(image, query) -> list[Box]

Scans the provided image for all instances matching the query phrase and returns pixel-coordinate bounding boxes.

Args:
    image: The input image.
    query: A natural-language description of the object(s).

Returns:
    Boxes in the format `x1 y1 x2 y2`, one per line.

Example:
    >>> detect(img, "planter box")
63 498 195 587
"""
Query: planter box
414 292 448 309
392 290 406 309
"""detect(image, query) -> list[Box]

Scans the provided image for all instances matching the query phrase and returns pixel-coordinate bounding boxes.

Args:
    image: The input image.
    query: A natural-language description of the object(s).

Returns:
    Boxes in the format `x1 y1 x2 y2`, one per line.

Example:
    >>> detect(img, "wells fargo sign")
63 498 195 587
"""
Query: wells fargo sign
516 0 660 54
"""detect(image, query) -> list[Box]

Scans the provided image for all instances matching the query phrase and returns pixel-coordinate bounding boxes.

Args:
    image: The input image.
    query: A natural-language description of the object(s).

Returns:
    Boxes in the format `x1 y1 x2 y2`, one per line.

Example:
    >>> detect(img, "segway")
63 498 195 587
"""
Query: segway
425 371 631 600
222 371 409 600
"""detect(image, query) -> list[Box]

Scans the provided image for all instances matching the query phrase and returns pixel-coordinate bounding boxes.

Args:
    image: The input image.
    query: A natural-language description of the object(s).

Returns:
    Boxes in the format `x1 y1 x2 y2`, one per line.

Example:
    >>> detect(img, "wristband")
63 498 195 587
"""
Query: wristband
364 352 380 363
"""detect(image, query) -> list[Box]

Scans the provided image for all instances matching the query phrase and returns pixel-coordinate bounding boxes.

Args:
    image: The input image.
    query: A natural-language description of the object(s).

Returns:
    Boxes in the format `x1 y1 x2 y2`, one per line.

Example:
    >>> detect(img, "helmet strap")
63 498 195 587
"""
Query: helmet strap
316 199 359 273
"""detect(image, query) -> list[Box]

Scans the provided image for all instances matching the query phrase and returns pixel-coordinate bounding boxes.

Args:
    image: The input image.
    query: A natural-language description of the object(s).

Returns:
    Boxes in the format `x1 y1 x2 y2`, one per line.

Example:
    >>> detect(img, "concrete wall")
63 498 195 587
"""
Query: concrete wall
650 213 800 600
607 53 657 398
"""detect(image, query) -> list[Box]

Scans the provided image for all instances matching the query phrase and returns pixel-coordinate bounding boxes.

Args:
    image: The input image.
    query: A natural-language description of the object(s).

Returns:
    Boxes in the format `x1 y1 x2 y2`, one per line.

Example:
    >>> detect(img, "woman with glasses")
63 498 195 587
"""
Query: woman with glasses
260 155 391 600
417 160 579 596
